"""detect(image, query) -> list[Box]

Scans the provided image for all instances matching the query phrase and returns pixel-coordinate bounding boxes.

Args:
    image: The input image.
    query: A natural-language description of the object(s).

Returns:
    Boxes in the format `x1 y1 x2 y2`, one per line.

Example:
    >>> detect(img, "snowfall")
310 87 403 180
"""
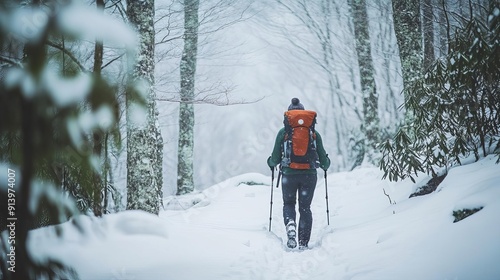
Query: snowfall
26 155 500 280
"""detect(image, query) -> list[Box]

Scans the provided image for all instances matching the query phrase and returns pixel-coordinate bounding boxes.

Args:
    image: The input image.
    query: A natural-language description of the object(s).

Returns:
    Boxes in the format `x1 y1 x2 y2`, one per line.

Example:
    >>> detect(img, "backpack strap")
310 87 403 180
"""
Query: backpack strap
283 113 292 141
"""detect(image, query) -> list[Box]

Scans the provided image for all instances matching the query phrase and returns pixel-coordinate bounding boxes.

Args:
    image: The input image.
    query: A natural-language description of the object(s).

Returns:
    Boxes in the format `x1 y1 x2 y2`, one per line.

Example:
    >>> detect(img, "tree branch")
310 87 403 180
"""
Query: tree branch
156 95 265 106
45 41 87 72
156 81 265 106
101 53 124 70
383 188 395 205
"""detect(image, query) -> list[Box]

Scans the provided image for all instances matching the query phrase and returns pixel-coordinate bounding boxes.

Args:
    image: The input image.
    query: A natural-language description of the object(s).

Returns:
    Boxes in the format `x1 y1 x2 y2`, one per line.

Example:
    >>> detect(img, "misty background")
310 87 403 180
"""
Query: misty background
109 0 406 196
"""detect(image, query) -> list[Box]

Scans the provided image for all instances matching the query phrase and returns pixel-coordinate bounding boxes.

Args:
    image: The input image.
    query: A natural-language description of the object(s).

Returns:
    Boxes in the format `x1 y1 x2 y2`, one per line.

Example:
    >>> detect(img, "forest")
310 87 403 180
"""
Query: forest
0 0 499 279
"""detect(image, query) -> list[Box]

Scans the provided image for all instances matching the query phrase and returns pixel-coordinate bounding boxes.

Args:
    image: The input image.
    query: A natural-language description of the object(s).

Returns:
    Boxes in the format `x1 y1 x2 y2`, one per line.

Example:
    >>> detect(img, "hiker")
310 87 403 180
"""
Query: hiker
267 98 330 249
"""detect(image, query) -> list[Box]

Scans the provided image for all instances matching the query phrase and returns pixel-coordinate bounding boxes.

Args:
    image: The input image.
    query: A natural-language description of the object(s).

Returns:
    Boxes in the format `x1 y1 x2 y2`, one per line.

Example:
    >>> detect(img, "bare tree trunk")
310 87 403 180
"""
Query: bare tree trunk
126 0 163 215
378 0 401 122
177 0 199 195
18 69 36 280
391 0 423 90
350 0 380 164
16 14 49 278
92 0 105 217
436 0 449 58
422 0 435 71
391 0 423 123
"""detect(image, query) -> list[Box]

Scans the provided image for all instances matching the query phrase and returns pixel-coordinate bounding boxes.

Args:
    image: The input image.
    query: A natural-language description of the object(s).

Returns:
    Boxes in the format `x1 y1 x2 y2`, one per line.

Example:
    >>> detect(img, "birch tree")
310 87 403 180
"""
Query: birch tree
176 0 199 195
349 0 380 164
154 0 257 192
126 0 164 214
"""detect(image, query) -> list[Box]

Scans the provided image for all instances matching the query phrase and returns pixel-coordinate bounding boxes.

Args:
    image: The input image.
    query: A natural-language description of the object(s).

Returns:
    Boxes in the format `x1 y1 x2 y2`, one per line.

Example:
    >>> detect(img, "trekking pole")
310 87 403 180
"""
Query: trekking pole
269 167 275 231
276 166 282 188
324 170 330 226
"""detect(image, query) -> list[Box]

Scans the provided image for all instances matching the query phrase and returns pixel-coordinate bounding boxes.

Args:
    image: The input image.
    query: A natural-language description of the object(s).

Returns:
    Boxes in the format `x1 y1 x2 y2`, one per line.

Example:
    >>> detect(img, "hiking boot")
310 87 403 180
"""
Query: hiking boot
286 221 297 249
298 240 308 250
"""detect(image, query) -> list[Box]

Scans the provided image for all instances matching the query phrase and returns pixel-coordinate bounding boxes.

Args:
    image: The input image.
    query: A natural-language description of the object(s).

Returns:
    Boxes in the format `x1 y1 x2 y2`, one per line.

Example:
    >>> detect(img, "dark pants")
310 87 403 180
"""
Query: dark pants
282 173 317 245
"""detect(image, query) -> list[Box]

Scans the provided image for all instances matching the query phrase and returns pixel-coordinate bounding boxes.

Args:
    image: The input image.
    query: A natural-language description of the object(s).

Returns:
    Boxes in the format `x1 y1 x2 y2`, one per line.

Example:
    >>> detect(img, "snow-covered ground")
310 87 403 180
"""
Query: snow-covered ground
29 156 500 280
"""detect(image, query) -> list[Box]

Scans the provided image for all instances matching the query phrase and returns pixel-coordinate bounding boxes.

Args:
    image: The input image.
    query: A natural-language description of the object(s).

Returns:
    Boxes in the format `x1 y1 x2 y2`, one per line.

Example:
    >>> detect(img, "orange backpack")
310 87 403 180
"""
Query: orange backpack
282 110 320 169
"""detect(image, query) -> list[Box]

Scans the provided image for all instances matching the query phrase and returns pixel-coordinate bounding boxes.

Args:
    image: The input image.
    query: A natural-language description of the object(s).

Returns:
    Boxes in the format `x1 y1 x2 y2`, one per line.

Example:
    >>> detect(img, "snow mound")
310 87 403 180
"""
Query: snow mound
163 192 210 210
212 172 271 188
163 173 270 211
101 210 168 238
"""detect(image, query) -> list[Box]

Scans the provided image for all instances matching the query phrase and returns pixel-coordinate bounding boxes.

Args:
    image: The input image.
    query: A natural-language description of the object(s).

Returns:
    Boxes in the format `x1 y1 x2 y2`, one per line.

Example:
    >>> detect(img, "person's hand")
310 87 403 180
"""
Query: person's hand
320 154 331 171
267 156 275 170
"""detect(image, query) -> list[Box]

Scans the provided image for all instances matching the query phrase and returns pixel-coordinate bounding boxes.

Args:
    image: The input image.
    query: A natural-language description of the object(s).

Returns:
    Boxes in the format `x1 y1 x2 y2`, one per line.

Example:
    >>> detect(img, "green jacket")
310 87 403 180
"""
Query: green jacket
267 127 330 175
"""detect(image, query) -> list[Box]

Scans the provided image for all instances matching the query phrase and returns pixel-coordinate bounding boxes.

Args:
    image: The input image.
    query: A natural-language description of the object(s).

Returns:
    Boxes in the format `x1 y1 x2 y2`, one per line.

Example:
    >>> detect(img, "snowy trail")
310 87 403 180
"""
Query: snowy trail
27 156 500 280
157 174 344 280
155 170 397 280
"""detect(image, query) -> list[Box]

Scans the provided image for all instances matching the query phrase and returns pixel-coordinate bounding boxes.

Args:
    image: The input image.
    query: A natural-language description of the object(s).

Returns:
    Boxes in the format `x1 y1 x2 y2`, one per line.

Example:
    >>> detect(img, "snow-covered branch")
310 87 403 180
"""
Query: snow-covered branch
0 55 22 68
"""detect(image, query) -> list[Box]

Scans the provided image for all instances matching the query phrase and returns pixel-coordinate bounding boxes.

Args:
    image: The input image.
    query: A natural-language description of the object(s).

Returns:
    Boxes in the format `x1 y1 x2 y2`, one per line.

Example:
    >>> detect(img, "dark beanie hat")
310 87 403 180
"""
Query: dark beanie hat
288 98 305 110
